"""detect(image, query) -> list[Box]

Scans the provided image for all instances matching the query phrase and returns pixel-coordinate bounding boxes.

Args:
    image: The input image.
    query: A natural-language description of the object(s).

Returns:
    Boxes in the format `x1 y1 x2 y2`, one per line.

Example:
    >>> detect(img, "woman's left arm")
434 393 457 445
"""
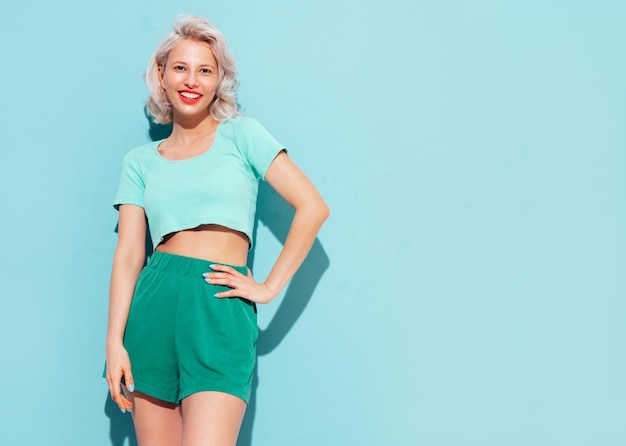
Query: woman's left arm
207 151 329 303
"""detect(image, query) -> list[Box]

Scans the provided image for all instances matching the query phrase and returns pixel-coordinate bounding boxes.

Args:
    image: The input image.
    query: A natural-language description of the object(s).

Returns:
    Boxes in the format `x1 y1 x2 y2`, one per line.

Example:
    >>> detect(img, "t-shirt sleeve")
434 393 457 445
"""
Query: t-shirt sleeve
113 151 145 210
236 117 287 180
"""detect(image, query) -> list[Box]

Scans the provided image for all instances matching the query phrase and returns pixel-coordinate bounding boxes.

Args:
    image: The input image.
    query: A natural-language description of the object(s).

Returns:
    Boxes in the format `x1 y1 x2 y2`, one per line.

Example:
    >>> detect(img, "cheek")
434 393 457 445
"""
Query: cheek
160 72 173 91
160 79 177 102
164 90 175 102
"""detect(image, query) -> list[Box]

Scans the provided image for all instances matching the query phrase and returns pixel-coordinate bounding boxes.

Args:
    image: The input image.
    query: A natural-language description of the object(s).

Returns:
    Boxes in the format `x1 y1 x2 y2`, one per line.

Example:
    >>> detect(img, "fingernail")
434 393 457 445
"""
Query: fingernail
202 273 210 277
205 278 213 283
209 264 217 269
128 384 135 392
121 408 126 414
214 293 220 298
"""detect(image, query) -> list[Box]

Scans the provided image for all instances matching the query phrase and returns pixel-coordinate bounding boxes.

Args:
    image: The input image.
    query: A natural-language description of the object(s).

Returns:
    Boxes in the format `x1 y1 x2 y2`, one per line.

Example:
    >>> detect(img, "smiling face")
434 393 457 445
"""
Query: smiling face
158 39 219 122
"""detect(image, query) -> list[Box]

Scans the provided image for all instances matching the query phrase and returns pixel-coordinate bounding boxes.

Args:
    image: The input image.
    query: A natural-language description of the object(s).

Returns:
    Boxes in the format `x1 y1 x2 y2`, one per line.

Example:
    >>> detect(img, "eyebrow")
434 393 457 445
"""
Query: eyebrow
170 61 216 69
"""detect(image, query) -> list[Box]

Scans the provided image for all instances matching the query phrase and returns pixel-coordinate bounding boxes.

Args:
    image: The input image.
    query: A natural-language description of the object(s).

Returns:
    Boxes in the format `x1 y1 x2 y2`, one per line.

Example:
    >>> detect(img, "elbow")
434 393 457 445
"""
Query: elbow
309 199 330 226
319 201 330 222
294 194 330 226
113 245 146 272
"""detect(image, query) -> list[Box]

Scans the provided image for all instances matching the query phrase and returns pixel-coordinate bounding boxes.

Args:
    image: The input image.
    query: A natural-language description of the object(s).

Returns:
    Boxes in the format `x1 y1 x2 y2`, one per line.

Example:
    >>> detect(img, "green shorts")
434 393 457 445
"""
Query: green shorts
123 251 257 404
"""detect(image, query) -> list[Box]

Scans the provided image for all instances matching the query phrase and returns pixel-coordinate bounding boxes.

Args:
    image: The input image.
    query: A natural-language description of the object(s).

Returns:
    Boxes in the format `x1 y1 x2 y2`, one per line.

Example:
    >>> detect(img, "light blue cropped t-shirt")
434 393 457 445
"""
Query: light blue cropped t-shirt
113 116 285 249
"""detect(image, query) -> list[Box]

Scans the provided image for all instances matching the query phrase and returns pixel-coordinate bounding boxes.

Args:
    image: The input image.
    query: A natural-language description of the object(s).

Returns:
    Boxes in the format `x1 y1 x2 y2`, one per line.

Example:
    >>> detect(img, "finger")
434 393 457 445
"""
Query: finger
214 288 244 299
116 392 130 412
108 373 125 412
106 376 116 403
110 370 134 412
125 368 135 394
118 367 134 411
204 273 247 289
204 275 226 286
202 272 228 281
216 288 269 304
208 264 245 277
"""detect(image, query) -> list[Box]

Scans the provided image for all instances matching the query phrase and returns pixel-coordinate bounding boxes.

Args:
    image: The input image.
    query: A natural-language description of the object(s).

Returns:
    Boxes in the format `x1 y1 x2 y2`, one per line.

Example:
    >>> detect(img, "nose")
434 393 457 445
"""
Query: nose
184 71 199 88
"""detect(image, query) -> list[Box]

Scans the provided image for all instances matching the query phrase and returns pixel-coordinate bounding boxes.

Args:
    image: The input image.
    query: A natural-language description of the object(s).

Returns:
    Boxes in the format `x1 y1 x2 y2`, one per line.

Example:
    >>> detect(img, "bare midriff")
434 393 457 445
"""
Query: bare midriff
155 224 250 266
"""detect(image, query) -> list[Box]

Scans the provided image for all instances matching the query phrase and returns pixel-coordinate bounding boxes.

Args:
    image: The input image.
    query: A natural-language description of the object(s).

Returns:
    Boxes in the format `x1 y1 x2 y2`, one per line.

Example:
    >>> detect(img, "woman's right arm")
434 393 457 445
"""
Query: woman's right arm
105 204 147 412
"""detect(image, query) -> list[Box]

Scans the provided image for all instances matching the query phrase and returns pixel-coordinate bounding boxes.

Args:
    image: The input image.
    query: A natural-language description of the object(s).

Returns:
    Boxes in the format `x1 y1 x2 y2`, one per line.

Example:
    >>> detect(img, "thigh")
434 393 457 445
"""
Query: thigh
180 391 247 446
124 267 180 402
177 279 258 403
126 389 182 446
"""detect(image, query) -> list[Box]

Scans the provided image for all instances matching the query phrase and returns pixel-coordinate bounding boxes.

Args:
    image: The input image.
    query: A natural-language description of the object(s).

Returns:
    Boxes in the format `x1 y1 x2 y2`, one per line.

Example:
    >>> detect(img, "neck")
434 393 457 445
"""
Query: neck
169 113 219 146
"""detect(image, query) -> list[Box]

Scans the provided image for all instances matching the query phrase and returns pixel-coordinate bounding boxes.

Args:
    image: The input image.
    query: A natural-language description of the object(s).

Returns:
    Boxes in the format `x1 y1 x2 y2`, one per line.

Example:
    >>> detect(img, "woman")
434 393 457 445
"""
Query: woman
105 15 329 446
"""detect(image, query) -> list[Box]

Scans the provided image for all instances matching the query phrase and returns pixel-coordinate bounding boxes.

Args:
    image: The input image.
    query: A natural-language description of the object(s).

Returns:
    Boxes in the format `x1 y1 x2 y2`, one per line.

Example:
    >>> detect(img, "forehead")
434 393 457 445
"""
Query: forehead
168 39 216 64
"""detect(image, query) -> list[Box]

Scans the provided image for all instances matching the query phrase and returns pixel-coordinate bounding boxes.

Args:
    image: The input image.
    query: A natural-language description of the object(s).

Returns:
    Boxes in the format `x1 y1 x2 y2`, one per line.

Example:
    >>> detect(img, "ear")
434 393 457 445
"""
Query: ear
158 65 166 90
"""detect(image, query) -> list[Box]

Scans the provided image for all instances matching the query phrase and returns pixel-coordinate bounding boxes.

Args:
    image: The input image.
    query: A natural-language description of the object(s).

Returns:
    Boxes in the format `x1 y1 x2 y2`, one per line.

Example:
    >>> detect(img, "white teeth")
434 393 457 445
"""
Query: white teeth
180 92 201 99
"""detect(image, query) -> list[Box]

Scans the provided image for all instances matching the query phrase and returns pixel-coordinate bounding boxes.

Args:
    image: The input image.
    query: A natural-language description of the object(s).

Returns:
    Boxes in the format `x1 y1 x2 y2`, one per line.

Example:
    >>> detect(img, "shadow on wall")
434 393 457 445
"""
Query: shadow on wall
238 181 330 446
103 115 329 446
104 397 138 446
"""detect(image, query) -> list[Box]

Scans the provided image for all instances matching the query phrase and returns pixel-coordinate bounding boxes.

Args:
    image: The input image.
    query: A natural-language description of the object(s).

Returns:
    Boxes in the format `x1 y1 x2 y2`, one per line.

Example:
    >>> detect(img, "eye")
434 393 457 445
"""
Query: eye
200 68 213 74
173 65 185 71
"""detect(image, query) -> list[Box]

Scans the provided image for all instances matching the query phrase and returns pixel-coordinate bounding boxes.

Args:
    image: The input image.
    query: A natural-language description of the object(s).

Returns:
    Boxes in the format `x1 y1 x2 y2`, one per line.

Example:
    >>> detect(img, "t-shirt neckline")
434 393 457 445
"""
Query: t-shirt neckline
154 120 224 163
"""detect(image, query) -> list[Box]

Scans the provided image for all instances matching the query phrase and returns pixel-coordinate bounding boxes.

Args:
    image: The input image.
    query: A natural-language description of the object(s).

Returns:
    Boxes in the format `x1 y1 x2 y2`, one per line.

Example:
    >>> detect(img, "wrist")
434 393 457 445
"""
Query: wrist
262 282 280 302
106 337 124 349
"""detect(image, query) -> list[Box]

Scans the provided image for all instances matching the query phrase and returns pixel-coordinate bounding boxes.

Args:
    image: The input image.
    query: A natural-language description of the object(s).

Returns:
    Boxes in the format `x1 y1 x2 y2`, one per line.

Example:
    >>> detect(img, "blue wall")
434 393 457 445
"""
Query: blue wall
1 1 625 445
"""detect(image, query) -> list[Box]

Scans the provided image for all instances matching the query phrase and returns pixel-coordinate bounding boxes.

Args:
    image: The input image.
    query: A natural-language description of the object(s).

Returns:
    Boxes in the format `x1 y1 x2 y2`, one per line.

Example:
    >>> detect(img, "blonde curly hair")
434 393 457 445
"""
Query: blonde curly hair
145 15 240 124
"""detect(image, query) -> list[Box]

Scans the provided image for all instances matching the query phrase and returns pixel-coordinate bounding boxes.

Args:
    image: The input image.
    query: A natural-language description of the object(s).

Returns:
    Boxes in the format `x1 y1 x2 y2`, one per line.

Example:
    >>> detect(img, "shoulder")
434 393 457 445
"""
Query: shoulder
122 140 161 163
125 139 162 156
219 116 279 152
221 116 268 135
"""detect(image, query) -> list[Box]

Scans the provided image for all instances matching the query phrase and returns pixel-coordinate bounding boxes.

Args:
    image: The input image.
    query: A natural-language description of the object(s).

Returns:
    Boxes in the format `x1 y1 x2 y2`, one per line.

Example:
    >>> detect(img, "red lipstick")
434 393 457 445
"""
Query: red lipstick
179 90 203 105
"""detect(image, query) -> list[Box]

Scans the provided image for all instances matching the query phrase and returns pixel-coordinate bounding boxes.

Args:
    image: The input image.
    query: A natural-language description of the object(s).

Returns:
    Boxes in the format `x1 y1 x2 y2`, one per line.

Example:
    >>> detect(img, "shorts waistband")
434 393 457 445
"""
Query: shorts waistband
147 251 247 278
